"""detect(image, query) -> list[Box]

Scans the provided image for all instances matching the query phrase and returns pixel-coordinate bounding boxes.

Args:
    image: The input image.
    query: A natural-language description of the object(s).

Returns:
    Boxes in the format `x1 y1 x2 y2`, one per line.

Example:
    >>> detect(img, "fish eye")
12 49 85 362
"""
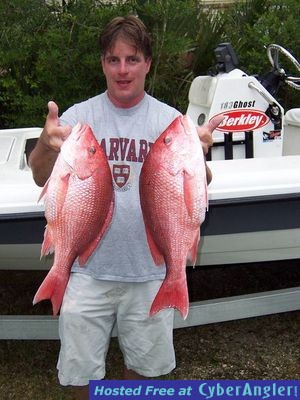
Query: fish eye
89 146 96 154
164 136 172 144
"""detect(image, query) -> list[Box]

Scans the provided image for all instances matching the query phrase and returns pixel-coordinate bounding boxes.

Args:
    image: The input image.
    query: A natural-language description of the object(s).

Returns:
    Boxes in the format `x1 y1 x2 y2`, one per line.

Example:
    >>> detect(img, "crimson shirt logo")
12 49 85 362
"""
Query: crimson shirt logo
113 164 130 188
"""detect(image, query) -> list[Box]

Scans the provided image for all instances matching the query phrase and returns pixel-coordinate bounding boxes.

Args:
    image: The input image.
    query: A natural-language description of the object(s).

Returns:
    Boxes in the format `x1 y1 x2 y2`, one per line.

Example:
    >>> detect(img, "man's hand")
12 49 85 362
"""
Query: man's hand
28 101 72 186
40 101 72 153
196 114 224 155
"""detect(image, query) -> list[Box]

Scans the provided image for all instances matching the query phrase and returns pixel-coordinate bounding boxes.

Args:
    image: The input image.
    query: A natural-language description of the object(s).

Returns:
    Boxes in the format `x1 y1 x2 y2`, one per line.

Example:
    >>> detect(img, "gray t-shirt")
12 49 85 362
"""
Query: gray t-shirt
60 91 180 282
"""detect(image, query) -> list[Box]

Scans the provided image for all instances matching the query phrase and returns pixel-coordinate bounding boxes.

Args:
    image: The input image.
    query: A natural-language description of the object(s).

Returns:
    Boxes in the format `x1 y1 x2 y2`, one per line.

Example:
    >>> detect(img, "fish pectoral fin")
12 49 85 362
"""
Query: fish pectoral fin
183 171 197 218
144 225 165 266
78 198 114 266
59 172 71 200
53 173 71 216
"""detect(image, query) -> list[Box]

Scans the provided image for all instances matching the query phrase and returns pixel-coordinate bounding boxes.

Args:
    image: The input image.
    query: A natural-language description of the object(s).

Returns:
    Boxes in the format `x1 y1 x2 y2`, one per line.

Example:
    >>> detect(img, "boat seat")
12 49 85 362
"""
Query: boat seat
188 76 218 108
285 108 300 127
187 76 218 127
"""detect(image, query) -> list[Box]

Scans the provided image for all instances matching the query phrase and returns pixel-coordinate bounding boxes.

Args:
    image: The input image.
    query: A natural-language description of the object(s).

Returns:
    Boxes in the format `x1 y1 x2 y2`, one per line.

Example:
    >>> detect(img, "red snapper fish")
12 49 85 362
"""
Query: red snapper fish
33 123 114 315
139 114 208 319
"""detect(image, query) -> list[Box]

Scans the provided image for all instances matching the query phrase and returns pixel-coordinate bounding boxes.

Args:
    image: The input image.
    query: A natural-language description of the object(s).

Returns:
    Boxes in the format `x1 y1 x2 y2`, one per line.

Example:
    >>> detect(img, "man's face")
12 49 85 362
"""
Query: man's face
101 38 152 108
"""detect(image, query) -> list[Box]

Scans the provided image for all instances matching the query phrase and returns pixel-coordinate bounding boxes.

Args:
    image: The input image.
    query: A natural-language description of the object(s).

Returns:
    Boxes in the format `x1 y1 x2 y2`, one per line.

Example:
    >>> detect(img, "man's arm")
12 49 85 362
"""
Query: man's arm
196 114 224 184
28 101 71 187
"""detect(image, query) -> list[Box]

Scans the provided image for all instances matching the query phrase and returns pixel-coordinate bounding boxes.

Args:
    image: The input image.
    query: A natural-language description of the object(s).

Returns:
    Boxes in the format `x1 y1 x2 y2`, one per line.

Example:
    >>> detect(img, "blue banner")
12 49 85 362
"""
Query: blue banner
89 380 299 400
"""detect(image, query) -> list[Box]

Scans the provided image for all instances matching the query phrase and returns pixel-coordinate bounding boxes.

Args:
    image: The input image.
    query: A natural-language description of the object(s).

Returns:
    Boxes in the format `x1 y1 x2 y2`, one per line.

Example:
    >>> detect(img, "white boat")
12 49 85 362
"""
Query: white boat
1 43 300 270
190 43 300 266
1 43 300 339
0 127 50 270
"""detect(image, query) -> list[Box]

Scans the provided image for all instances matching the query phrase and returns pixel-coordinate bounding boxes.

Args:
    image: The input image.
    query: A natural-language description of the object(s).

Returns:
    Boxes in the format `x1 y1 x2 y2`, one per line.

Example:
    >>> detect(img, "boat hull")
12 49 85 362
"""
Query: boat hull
1 127 300 269
1 193 300 269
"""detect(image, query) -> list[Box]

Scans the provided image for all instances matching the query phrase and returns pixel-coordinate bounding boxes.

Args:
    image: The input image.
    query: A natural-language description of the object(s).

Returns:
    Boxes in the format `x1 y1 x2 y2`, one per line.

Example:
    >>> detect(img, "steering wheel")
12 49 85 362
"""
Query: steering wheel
267 44 300 90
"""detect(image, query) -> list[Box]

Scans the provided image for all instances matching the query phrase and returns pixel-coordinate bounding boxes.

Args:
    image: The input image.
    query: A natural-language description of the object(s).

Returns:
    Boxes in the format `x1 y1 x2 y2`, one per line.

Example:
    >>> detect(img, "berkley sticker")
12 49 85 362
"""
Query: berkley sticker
213 109 269 132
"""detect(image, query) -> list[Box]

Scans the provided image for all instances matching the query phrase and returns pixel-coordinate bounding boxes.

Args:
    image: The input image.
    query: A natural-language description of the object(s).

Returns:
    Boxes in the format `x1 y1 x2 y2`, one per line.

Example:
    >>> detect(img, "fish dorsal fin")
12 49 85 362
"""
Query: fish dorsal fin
38 178 50 202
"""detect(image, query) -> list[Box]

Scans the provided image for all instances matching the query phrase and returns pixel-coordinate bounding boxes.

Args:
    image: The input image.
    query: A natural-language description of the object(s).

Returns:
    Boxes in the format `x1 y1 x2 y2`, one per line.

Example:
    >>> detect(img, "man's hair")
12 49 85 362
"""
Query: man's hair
99 15 152 59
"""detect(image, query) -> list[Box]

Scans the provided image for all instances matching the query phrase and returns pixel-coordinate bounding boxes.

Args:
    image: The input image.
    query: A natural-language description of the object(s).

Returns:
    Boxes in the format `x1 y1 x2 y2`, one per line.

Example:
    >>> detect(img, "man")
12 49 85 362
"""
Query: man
29 15 220 400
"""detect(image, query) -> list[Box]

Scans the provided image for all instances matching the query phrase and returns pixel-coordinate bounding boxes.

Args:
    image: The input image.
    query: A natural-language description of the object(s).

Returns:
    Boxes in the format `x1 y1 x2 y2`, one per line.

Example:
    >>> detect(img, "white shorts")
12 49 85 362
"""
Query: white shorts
57 273 175 386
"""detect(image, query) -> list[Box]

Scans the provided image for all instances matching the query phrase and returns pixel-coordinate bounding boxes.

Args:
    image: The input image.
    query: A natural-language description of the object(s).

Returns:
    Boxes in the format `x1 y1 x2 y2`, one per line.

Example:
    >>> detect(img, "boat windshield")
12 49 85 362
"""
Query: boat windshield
0 137 15 164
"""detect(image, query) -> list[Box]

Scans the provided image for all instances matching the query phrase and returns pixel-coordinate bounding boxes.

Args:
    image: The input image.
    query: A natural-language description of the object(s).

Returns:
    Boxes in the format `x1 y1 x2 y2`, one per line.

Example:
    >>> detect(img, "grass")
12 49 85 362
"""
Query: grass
0 261 299 399
0 311 299 399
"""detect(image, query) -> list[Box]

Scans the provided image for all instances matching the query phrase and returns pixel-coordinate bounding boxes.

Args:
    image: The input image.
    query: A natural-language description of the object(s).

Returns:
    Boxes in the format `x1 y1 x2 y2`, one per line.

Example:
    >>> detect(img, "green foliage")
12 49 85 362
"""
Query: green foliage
135 0 199 109
222 0 300 109
0 0 134 127
0 0 299 128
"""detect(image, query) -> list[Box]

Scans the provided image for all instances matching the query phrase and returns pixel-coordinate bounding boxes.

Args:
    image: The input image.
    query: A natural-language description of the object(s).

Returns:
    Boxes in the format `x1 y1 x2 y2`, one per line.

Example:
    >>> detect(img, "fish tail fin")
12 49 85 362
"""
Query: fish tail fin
150 276 189 320
33 269 69 316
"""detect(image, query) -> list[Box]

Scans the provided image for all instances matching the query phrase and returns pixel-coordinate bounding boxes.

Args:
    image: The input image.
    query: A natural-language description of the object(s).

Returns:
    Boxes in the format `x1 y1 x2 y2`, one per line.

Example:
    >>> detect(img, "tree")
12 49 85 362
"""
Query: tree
0 0 299 128
221 0 300 110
